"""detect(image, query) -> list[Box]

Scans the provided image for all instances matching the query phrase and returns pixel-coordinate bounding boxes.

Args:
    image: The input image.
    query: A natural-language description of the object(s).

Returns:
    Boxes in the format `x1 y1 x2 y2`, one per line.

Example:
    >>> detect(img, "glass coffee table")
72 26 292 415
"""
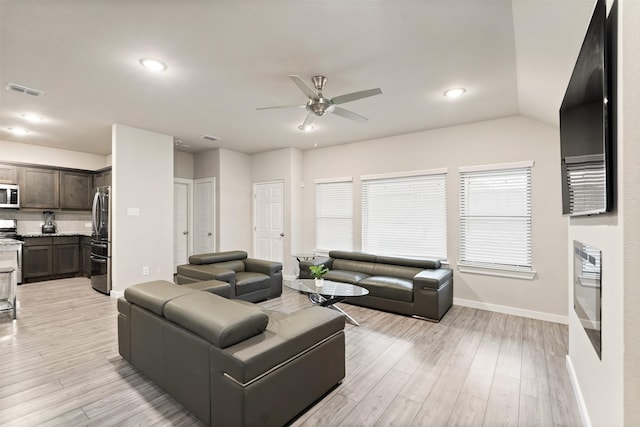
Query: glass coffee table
285 279 369 326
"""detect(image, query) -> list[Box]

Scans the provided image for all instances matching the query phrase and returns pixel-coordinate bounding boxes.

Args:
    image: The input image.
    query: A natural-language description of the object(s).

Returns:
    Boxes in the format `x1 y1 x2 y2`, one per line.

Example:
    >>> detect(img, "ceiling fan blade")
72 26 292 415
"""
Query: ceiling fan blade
331 106 368 122
331 88 383 105
301 112 317 129
256 104 305 110
289 75 318 100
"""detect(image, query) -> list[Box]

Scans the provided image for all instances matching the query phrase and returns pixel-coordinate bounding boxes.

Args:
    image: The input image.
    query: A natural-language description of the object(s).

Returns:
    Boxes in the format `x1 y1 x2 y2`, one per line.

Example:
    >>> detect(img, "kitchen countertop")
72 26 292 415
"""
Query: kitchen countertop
19 232 92 238
0 238 23 246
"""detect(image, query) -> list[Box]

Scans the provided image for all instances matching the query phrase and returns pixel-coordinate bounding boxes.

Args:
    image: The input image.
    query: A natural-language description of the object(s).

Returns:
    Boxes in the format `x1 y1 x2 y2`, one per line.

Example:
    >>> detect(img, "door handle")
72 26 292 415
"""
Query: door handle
183 231 188 235
208 232 212 236
280 233 285 237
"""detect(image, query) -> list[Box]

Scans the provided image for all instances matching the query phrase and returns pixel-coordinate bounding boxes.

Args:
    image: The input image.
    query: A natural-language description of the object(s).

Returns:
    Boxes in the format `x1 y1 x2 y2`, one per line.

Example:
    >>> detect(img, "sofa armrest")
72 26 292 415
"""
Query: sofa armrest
413 268 452 290
212 306 344 385
243 258 282 276
298 257 332 279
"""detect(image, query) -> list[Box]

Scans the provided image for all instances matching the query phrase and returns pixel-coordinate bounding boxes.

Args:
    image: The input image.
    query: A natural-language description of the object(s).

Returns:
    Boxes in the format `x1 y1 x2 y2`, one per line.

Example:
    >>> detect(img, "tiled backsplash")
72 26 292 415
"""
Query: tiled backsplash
0 210 92 234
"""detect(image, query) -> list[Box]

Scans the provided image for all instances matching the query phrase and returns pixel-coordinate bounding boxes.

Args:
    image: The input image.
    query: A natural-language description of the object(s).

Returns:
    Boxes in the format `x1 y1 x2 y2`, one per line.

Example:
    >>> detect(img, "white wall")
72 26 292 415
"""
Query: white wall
218 148 251 252
111 124 174 293
174 151 194 179
0 139 109 170
567 1 640 426
301 115 568 321
251 147 303 276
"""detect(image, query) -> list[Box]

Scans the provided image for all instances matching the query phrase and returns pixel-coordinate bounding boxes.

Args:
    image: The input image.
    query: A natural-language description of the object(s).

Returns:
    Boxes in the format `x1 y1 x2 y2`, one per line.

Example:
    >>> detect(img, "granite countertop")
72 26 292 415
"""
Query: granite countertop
19 232 93 238
0 239 23 246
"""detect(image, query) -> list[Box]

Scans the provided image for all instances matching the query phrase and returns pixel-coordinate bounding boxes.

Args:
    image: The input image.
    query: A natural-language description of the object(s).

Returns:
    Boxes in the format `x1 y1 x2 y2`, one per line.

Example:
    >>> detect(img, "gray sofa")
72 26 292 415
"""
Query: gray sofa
176 250 282 302
118 280 345 426
299 250 453 321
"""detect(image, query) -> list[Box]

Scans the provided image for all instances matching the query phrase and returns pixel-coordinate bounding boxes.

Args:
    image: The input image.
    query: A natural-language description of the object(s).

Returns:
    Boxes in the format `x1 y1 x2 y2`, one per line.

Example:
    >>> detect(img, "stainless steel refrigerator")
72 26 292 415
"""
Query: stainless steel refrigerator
91 186 111 294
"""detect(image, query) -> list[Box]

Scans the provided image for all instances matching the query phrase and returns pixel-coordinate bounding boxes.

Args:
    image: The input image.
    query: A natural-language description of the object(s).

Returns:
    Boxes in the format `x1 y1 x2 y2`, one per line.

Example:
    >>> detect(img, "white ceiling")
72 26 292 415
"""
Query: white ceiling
0 0 595 156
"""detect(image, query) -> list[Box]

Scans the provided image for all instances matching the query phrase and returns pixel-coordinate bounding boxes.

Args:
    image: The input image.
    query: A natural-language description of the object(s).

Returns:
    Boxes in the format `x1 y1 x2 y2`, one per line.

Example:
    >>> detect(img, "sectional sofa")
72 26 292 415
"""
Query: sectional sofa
299 250 453 321
117 279 345 426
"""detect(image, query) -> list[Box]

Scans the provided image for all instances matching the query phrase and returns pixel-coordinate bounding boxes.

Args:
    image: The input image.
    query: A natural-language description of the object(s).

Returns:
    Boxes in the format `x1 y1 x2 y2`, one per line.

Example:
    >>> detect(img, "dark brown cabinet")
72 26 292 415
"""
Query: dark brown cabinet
19 168 60 209
93 168 112 188
22 236 81 282
60 171 93 210
0 164 20 184
81 236 92 277
22 237 54 280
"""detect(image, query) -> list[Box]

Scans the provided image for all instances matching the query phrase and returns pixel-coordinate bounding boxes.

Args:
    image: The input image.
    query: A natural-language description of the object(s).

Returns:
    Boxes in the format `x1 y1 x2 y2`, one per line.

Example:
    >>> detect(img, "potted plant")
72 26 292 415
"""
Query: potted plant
309 264 329 287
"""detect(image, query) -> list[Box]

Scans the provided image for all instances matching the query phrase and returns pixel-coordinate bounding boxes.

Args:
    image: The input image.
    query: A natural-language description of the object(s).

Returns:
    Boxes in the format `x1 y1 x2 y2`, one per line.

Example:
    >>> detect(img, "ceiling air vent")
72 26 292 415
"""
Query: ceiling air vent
6 83 44 97
202 135 220 141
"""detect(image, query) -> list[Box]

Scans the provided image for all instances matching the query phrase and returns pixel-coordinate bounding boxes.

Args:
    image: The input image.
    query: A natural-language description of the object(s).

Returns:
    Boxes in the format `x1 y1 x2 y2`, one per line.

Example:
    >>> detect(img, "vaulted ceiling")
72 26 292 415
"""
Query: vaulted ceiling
0 0 595 155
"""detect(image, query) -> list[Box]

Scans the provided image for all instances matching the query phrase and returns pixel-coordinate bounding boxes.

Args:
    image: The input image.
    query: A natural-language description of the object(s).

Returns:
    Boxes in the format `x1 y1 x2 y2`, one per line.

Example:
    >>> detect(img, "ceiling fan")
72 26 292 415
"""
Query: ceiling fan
257 75 383 129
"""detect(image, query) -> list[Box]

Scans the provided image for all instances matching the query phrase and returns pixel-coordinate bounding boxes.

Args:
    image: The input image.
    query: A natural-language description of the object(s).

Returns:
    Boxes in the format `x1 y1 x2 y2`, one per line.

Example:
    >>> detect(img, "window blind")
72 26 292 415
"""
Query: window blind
565 156 606 214
459 166 532 272
361 173 447 258
315 180 353 252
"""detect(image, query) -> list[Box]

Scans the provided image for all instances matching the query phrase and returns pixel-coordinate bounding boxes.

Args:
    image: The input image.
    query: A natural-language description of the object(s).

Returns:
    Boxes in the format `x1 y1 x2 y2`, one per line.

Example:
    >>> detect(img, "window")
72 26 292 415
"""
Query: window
315 178 353 253
459 161 534 279
361 170 447 259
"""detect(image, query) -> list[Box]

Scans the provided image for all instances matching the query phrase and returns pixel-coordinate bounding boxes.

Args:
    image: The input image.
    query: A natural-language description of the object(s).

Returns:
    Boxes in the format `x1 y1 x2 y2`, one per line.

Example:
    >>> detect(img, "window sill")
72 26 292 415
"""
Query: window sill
457 264 536 280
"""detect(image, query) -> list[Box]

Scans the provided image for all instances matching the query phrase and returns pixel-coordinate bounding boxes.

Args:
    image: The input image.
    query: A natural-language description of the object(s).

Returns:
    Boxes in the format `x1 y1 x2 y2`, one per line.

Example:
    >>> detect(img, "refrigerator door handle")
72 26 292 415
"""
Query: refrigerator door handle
92 190 100 236
90 255 108 263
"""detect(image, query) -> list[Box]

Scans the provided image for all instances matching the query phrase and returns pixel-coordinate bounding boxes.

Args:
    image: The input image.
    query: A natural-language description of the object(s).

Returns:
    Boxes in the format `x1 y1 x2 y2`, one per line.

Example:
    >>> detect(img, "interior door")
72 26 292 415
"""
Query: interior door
194 178 215 254
173 180 190 273
254 181 284 263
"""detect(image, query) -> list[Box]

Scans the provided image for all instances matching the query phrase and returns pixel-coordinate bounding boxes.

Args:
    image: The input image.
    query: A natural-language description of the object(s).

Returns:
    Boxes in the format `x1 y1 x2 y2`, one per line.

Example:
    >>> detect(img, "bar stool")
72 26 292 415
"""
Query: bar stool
0 266 17 320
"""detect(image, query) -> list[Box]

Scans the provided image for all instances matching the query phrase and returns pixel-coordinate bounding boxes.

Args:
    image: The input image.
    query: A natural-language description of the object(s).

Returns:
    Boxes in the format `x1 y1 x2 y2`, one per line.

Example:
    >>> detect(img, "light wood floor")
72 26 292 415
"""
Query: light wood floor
0 277 583 426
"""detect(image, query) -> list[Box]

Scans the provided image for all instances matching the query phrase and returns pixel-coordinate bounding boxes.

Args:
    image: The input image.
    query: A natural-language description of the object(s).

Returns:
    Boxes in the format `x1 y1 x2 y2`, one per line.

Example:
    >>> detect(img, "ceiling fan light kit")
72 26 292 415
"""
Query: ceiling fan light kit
257 74 382 130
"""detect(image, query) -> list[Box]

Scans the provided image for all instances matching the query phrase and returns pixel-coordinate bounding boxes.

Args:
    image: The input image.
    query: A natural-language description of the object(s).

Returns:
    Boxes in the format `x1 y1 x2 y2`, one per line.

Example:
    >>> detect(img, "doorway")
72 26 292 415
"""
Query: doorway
173 179 192 273
194 177 216 255
253 181 284 263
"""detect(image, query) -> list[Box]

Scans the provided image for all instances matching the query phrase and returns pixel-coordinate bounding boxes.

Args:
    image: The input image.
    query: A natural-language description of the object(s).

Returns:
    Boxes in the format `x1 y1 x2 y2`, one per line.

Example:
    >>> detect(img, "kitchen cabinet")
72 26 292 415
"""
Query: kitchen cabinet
22 235 81 282
19 168 60 209
93 168 112 188
0 164 20 184
60 171 93 210
81 236 92 277
22 237 54 280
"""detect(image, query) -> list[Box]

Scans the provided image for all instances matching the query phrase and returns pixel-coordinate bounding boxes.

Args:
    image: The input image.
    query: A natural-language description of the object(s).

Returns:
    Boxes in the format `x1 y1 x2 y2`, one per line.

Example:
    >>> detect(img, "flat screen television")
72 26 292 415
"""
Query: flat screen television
559 0 612 216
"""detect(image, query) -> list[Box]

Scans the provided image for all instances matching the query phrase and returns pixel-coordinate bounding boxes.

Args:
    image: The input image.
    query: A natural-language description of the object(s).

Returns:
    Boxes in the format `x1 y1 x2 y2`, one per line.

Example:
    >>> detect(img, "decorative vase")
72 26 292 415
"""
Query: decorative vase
315 278 324 287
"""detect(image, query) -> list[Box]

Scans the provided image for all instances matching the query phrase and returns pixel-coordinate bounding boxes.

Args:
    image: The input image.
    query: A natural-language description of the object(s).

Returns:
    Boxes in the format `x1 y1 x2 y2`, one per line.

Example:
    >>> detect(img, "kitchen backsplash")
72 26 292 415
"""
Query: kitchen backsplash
0 210 92 235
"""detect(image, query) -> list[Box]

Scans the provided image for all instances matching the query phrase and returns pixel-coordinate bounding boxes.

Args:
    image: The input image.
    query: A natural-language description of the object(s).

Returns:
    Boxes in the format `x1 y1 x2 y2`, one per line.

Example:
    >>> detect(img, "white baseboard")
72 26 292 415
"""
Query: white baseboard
110 290 124 298
453 297 568 324
566 355 592 427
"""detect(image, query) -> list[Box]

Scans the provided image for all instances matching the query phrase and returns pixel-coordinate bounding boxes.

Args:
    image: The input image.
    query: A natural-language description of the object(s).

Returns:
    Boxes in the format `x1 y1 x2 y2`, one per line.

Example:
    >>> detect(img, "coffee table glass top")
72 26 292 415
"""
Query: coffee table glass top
286 279 369 298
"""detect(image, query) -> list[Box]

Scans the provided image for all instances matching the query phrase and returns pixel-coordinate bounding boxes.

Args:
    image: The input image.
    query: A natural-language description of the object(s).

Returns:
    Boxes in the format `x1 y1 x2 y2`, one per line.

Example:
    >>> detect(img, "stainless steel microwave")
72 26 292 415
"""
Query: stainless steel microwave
0 184 20 208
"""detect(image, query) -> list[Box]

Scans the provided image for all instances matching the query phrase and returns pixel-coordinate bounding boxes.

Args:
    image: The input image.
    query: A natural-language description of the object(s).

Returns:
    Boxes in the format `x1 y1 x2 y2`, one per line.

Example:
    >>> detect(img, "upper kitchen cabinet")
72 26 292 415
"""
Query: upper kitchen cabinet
60 170 93 210
20 167 60 209
0 164 20 184
93 168 111 188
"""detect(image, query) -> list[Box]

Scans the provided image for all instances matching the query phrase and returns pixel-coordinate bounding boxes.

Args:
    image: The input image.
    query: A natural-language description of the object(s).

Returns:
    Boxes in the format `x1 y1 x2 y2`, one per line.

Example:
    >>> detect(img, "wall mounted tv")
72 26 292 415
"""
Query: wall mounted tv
560 0 613 216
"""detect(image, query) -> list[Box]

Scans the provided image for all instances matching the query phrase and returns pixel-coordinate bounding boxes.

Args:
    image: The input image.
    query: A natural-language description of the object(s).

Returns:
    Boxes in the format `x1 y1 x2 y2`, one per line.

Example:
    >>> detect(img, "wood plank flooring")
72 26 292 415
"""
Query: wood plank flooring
0 278 583 426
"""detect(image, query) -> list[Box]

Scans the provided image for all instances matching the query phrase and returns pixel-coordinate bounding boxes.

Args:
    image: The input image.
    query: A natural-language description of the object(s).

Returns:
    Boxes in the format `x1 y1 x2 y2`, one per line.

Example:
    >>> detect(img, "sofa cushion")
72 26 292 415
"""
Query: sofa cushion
211 260 246 273
183 280 232 298
124 280 197 316
331 259 376 276
324 270 371 284
375 255 441 270
358 276 414 303
176 264 236 282
329 251 377 263
372 263 423 280
164 292 268 348
235 272 269 296
188 250 247 265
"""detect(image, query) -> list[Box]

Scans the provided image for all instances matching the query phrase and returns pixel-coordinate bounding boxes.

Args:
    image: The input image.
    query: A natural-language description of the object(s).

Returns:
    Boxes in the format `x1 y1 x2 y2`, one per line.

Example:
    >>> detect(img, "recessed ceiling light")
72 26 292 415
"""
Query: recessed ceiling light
444 88 466 98
298 124 314 132
21 113 44 122
8 127 30 136
140 58 167 72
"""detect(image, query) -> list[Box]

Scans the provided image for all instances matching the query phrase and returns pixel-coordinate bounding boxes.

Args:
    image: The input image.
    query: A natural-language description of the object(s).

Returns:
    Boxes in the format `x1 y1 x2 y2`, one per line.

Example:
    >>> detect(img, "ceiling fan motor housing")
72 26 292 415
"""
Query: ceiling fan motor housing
307 97 334 116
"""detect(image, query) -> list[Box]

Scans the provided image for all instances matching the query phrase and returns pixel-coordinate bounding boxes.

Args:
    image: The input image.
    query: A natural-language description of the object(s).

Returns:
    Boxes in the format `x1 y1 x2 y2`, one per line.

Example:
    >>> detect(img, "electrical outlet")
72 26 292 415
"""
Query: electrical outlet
143 266 149 275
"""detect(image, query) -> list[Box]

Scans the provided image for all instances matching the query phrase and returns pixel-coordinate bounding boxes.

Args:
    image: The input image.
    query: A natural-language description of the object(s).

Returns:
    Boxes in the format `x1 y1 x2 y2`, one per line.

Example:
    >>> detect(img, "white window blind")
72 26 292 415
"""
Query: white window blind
459 164 533 276
361 172 447 259
315 179 353 252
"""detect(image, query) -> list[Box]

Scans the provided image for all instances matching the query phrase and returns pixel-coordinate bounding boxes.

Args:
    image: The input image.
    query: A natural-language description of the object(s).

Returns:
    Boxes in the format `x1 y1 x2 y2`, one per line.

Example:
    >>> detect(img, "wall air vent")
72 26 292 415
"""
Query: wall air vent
202 135 220 141
6 83 44 97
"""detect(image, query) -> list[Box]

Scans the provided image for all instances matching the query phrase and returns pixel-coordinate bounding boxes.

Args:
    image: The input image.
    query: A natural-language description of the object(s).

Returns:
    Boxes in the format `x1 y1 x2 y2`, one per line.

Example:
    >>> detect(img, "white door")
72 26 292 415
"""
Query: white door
254 181 284 263
194 178 215 254
173 180 191 273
